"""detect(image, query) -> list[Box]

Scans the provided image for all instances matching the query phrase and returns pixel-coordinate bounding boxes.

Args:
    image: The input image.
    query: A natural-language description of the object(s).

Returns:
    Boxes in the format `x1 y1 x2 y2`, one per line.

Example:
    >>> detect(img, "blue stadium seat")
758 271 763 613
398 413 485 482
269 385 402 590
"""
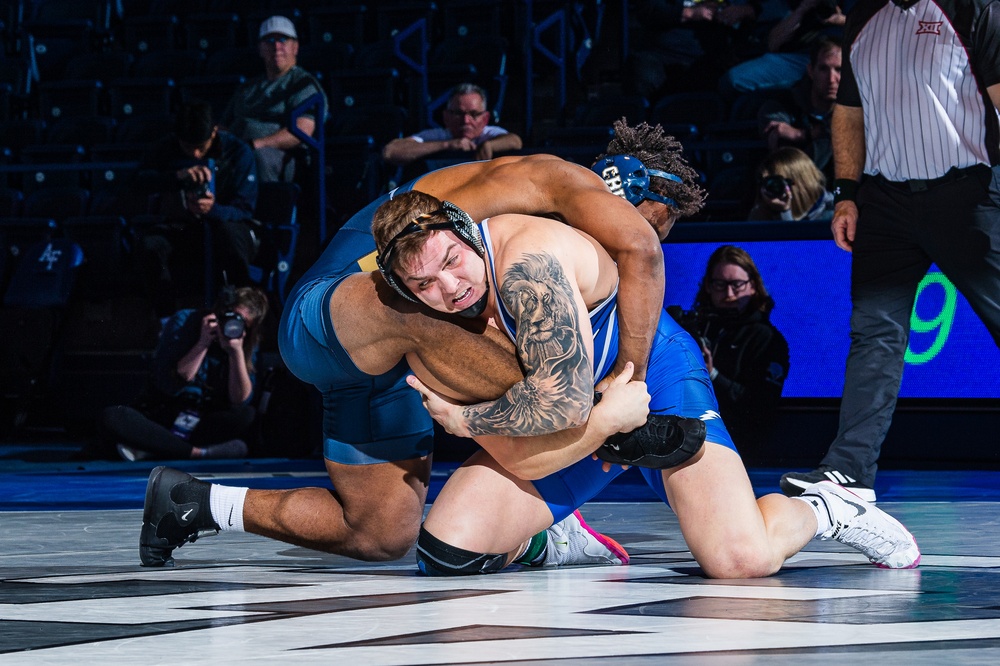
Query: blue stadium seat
205 46 263 78
248 181 300 304
122 14 180 54
18 144 87 193
184 12 241 55
131 49 206 79
573 93 649 127
651 91 727 129
38 79 104 121
307 5 367 47
0 187 23 217
23 185 90 221
107 77 176 119
47 116 117 147
374 1 436 41
179 74 244 120
61 214 131 298
63 51 134 81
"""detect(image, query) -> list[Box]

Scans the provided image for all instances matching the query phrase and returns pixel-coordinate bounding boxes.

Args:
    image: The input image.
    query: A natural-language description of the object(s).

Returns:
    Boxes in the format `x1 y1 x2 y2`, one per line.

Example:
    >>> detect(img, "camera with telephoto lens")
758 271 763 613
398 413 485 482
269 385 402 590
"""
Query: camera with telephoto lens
219 311 245 339
666 305 710 349
761 174 792 199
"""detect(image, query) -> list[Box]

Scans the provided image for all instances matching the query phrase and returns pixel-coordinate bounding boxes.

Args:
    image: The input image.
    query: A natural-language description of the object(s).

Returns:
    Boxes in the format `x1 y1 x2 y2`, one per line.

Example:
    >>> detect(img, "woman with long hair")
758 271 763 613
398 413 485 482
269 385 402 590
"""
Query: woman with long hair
677 245 790 458
749 147 834 222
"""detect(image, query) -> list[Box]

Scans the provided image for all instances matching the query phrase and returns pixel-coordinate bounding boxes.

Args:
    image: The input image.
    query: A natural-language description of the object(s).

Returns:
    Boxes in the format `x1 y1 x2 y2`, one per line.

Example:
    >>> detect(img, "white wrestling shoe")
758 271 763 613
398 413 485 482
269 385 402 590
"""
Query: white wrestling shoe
800 481 920 569
543 510 629 567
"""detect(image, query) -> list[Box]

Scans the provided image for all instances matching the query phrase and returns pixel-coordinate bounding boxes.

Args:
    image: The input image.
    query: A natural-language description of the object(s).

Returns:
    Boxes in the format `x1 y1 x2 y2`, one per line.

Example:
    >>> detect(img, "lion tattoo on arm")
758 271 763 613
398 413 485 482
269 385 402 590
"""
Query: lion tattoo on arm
461 252 593 437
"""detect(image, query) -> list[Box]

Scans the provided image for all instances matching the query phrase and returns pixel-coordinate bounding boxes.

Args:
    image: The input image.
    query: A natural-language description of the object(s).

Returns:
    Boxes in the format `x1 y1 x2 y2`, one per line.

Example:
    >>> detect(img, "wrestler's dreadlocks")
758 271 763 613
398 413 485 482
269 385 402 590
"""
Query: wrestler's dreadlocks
596 118 707 218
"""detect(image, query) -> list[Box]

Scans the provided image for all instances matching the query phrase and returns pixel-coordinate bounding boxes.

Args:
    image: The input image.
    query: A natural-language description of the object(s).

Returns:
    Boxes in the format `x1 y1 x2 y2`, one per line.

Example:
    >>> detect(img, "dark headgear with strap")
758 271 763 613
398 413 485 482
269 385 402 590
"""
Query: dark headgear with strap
376 200 486 310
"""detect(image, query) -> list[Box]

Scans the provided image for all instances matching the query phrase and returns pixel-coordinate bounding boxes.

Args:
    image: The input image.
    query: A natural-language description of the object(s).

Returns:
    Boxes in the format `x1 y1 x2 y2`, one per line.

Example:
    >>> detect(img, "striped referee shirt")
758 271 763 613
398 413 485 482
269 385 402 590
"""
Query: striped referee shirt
839 0 1000 181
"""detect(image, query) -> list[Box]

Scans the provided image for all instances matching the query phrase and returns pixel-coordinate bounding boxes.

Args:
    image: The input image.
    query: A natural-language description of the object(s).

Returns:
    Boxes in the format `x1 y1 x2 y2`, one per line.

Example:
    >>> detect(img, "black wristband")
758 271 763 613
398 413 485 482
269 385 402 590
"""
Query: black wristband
832 178 858 204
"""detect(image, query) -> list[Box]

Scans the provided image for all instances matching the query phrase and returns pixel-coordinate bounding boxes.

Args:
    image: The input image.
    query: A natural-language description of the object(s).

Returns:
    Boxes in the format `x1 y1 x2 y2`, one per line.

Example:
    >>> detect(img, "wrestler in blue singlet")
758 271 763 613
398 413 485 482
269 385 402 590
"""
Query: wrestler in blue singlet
278 182 430 465
479 219 738 523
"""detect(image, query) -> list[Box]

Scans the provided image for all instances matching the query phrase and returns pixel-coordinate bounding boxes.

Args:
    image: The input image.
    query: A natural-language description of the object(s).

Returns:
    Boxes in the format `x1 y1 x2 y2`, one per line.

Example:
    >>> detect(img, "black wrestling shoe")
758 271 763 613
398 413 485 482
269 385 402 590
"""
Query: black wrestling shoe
596 414 706 469
780 467 876 503
139 466 219 567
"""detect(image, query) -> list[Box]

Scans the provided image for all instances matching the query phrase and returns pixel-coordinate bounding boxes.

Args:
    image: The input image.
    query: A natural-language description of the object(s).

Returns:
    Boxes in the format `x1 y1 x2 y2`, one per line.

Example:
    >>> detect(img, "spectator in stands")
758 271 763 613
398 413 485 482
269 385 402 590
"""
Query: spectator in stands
625 0 761 103
719 0 847 99
757 37 841 180
748 146 833 222
134 100 258 316
220 15 328 183
382 83 522 171
668 245 789 457
93 286 269 462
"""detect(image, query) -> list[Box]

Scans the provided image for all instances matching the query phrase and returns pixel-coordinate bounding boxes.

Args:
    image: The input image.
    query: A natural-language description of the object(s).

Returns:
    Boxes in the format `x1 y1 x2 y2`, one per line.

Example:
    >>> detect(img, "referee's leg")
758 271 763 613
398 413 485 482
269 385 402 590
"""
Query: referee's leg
923 167 1000 347
822 180 930 485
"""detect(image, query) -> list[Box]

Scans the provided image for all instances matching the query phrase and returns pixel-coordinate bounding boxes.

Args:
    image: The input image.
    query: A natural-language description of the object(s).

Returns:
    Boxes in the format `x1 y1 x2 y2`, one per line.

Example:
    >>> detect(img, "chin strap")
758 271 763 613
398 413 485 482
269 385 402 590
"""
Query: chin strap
457 275 489 319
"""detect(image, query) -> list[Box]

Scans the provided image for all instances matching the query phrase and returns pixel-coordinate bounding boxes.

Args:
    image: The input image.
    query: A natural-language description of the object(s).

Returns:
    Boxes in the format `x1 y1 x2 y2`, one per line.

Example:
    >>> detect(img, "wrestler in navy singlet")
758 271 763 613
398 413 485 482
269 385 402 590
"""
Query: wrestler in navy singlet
277 182 431 465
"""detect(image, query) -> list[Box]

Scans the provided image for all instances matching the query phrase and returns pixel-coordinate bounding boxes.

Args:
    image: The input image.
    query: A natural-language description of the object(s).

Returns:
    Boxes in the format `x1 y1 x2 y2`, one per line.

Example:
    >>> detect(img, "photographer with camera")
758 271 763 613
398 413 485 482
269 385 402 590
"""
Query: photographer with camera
668 245 789 458
92 286 270 462
134 101 259 317
748 146 833 221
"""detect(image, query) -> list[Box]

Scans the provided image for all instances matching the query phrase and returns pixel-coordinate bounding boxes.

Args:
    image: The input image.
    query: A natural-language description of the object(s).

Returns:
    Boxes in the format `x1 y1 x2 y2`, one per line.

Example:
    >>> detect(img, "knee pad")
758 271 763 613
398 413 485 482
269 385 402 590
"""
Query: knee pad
415 526 508 576
596 413 706 469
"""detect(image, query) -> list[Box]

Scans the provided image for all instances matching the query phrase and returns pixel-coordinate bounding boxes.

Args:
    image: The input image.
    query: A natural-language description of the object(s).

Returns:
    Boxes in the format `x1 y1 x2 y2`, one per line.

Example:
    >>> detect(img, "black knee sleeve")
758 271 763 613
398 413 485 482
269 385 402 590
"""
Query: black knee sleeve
596 413 706 469
415 526 508 576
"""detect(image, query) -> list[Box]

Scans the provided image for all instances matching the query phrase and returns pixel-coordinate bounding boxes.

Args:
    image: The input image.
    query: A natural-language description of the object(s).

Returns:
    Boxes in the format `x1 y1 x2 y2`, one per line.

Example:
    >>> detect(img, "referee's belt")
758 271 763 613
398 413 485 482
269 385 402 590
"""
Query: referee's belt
878 164 987 193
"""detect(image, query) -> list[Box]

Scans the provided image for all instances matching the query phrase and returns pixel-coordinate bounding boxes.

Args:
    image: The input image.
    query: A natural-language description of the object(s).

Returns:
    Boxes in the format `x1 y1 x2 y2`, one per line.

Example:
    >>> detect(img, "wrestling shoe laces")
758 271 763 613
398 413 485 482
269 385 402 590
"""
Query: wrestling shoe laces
801 481 920 569
543 510 629 567
139 466 219 567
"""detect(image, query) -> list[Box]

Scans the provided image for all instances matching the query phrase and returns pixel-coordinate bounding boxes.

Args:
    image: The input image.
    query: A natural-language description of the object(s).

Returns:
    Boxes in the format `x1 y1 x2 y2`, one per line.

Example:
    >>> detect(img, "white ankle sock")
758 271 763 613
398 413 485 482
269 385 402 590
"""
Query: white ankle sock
209 485 248 532
792 494 832 538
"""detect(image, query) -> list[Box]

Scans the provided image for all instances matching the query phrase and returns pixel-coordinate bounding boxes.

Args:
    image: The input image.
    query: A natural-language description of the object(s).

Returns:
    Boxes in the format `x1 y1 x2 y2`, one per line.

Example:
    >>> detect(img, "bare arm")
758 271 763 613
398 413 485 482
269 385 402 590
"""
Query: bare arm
532 162 663 382
767 0 818 51
455 251 596 437
988 82 1000 115
382 136 473 166
251 116 315 151
223 342 254 404
830 103 865 251
475 132 523 160
176 314 215 382
408 363 649 479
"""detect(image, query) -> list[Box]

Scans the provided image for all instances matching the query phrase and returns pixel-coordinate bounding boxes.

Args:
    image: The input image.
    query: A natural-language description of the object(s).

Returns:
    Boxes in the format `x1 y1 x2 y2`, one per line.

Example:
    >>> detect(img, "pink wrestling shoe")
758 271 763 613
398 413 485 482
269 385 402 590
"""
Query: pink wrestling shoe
543 510 630 567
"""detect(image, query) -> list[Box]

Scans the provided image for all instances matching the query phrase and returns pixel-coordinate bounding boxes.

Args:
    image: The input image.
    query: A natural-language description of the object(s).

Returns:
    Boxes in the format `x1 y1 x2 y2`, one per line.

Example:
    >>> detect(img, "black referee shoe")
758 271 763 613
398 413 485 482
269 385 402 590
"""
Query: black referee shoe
780 467 876 503
140 467 219 567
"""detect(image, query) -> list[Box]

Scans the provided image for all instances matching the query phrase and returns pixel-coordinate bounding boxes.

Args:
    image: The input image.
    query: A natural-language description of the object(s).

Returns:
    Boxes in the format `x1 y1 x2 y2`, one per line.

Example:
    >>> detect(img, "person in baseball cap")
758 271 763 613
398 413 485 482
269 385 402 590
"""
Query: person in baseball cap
220 15 327 182
258 15 297 41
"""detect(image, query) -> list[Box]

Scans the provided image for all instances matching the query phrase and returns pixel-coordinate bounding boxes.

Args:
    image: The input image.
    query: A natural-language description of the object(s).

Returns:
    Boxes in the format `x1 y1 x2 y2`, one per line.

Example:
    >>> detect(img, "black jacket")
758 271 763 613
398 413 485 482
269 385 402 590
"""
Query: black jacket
694 307 790 453
135 130 258 224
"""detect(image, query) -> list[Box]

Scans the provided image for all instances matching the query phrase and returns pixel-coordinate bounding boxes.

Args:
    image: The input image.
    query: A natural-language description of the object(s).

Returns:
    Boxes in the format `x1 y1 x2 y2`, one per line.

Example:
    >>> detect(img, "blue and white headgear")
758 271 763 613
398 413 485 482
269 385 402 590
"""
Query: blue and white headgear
591 154 682 207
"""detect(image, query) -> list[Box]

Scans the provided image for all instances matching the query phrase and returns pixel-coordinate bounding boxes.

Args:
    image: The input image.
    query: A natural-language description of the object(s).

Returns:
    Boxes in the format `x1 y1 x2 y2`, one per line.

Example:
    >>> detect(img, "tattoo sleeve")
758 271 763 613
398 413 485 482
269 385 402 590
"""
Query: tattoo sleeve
461 252 594 437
